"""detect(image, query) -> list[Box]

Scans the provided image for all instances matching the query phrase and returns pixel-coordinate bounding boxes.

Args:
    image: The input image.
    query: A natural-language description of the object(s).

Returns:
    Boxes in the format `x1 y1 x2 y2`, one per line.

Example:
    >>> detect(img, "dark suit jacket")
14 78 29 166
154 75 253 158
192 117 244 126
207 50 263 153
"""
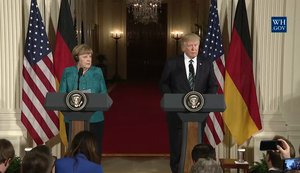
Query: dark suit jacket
160 54 218 94
55 153 103 173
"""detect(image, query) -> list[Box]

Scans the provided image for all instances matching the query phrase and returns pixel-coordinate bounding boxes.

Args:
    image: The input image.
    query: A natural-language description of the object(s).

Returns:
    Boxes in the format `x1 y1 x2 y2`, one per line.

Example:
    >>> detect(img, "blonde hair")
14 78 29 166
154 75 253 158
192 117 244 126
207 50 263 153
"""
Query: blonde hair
72 44 93 62
181 33 200 50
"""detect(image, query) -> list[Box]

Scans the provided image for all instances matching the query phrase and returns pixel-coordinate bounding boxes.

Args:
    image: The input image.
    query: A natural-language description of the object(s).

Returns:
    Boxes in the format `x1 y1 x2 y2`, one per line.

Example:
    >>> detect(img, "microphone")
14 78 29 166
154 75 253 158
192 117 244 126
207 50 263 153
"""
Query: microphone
77 68 83 90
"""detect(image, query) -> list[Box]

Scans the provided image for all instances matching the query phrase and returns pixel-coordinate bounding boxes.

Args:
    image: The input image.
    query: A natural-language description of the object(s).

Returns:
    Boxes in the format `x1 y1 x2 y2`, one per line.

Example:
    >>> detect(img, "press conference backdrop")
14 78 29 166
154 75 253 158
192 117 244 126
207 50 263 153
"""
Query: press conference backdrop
0 0 300 161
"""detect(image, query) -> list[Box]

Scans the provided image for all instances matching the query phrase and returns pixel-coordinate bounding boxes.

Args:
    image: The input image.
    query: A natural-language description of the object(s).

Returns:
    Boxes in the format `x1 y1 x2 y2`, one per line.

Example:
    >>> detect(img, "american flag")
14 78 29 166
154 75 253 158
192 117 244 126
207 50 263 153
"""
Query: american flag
202 0 225 147
21 0 59 144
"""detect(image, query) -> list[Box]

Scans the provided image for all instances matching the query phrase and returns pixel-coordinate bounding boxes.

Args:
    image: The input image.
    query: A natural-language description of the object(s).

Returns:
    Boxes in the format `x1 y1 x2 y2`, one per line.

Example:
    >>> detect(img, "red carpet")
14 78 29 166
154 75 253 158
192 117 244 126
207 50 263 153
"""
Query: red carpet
102 81 169 155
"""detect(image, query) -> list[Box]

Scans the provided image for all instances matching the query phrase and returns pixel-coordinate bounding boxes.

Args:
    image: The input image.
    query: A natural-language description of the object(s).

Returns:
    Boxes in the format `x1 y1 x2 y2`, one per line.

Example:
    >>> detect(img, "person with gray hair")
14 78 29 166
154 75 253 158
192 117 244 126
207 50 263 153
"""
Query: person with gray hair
190 158 223 173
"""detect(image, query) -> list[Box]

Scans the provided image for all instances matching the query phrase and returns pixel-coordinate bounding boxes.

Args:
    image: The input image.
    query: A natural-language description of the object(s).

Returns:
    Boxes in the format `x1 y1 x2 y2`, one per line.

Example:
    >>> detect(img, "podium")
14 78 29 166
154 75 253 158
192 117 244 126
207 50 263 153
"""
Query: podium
45 92 112 142
161 93 225 173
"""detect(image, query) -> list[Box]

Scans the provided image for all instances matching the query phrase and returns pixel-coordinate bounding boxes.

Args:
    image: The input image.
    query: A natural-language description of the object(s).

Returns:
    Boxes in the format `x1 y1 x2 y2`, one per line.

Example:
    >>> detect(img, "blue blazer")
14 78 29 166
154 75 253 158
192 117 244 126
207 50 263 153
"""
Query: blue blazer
59 66 107 122
55 153 103 173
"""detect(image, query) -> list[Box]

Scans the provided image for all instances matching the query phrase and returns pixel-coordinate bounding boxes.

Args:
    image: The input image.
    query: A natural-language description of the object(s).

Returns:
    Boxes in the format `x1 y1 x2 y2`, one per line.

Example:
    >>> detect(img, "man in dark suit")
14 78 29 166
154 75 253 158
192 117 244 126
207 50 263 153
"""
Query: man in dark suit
160 33 218 173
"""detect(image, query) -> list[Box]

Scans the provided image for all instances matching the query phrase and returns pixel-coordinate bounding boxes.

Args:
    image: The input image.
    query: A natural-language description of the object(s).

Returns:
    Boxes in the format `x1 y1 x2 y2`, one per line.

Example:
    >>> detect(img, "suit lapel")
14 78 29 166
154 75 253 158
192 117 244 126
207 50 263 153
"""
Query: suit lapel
177 55 191 90
194 56 204 90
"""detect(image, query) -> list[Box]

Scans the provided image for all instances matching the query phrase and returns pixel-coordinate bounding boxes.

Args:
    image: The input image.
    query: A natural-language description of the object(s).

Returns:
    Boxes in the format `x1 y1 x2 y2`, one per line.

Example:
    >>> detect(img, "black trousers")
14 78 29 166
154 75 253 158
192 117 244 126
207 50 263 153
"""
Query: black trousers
167 113 207 173
167 113 182 173
66 121 104 162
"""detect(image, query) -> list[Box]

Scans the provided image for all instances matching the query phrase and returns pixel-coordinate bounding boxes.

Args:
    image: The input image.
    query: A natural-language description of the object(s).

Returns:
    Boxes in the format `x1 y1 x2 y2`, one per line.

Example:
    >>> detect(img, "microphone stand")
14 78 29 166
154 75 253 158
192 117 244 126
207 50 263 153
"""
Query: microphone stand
77 68 83 90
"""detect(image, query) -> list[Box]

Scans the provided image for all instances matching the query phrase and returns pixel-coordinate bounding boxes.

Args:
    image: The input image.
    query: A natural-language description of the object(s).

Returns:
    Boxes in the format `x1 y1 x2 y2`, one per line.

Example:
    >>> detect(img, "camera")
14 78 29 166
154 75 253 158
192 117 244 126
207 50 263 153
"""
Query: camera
259 140 283 151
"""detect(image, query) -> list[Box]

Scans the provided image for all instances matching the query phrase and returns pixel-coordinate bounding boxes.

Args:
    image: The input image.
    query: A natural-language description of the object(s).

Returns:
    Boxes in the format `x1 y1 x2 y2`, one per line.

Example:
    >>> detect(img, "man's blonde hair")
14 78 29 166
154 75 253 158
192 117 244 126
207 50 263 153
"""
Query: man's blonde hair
181 33 200 50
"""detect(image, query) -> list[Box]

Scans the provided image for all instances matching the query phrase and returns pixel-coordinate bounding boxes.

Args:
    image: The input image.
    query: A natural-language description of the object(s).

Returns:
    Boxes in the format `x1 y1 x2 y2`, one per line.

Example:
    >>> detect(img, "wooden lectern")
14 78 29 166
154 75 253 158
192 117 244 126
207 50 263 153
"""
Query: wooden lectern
161 94 225 173
45 92 112 142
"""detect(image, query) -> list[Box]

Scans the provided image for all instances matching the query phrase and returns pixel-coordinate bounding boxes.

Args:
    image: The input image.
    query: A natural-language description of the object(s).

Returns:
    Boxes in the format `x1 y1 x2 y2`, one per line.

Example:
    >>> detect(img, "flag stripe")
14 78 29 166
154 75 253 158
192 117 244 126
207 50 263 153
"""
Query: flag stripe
23 58 52 97
23 56 58 128
33 62 55 92
202 0 225 146
223 0 262 145
54 31 76 81
210 112 224 137
225 29 261 128
56 0 77 51
213 59 225 91
204 125 216 146
22 79 57 135
224 72 260 144
233 0 252 58
42 54 57 86
21 0 59 144
21 112 44 144
22 92 52 141
23 62 53 117
54 0 77 146
206 113 222 143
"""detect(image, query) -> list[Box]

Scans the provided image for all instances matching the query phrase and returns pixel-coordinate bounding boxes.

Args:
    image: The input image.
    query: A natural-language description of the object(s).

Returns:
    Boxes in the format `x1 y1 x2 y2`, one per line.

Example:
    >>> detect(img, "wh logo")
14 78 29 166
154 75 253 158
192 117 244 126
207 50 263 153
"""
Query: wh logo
272 17 287 33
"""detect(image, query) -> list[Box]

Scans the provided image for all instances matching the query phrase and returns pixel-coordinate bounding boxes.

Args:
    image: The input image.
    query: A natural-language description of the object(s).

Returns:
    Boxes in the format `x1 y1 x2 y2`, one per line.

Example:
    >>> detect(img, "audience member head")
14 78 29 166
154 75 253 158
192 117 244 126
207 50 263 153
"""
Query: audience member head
190 158 223 173
266 150 283 171
21 145 54 173
0 139 15 173
30 145 52 156
191 143 216 163
273 135 295 158
65 131 100 164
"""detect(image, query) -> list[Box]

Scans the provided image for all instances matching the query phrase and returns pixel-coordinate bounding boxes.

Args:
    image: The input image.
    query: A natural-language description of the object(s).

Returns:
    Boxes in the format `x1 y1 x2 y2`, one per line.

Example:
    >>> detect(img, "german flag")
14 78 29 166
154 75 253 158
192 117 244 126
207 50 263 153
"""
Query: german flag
54 0 77 81
223 0 262 145
53 0 77 146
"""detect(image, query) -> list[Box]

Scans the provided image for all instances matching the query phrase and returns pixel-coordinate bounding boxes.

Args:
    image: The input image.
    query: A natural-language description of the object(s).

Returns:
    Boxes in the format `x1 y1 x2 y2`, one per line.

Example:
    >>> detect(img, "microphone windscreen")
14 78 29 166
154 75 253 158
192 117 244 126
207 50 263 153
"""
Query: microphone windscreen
78 68 83 77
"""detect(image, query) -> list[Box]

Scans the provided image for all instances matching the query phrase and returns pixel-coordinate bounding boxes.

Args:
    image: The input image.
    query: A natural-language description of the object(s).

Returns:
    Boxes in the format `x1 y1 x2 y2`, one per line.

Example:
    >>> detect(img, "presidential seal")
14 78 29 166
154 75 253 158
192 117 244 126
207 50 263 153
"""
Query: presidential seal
183 91 205 112
65 90 87 111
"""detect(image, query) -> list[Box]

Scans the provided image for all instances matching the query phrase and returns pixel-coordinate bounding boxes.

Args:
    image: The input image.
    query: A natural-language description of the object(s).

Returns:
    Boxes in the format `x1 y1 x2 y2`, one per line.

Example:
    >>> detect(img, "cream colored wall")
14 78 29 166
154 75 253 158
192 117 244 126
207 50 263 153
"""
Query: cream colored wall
0 0 28 157
0 0 299 163
217 0 300 162
282 0 300 156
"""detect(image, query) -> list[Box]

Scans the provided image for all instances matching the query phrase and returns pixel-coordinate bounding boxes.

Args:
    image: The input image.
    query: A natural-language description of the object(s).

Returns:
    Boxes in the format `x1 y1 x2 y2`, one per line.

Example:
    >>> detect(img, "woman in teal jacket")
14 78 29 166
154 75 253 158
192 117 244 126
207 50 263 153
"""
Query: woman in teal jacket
59 44 107 161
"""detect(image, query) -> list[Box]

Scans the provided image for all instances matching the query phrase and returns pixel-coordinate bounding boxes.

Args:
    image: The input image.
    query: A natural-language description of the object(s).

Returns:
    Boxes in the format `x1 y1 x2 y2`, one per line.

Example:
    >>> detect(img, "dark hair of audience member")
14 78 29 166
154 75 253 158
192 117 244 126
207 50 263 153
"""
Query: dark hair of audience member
266 150 283 170
273 135 296 158
0 139 15 164
31 145 52 157
191 143 216 162
65 131 100 164
21 150 53 173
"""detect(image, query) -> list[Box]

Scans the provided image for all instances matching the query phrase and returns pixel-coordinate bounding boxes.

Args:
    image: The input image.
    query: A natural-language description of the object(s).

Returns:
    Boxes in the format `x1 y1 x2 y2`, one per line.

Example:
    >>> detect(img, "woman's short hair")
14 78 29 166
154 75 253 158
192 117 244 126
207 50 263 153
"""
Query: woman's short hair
72 44 93 62
0 139 15 164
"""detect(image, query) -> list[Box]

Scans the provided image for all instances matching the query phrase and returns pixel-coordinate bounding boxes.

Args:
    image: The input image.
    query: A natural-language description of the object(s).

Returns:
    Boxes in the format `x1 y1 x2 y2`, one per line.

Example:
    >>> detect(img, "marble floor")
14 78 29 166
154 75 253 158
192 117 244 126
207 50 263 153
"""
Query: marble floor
102 156 171 173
